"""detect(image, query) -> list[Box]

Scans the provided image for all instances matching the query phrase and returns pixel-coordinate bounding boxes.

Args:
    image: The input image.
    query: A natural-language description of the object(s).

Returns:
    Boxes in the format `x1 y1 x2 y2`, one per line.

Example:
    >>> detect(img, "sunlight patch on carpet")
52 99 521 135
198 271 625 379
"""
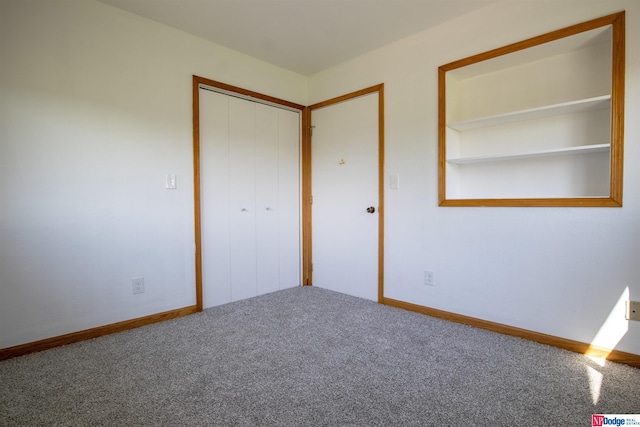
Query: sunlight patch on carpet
586 365 604 405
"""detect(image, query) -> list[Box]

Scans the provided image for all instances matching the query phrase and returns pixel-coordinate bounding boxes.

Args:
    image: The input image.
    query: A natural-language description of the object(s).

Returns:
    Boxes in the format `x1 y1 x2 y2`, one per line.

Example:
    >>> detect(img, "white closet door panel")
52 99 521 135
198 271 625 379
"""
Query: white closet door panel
200 89 232 308
228 97 257 302
255 103 280 295
278 109 301 289
201 89 301 307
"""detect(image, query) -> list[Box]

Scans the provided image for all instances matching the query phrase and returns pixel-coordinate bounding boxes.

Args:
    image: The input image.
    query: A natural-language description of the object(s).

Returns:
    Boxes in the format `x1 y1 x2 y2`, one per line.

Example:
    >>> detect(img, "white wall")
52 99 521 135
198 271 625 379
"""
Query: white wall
2 0 638 357
309 0 640 355
0 0 306 348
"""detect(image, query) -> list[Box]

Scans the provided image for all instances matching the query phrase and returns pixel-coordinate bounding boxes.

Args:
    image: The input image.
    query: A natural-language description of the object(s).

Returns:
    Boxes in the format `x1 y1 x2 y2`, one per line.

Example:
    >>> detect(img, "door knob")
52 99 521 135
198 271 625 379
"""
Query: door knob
366 206 376 214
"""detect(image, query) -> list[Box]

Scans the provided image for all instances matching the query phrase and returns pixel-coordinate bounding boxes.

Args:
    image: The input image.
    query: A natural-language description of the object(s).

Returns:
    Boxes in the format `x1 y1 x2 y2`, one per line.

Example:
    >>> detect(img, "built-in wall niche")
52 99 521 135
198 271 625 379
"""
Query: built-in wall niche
438 12 625 207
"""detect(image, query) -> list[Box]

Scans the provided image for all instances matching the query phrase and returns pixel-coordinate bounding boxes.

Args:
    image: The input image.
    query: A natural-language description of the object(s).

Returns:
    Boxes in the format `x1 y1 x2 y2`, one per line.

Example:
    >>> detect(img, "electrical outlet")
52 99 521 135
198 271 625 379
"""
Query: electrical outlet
132 277 145 294
424 270 434 286
626 301 640 321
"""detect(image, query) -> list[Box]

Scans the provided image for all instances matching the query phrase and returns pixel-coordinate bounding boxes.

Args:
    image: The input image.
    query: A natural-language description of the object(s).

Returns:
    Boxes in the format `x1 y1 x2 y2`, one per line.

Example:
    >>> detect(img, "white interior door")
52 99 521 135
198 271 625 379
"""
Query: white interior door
311 92 379 301
199 87 301 309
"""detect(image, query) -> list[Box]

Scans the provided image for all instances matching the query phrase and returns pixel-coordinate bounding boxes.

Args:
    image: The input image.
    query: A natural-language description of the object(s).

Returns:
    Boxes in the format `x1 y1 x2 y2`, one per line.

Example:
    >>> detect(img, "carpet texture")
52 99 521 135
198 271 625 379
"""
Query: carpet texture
1 286 638 426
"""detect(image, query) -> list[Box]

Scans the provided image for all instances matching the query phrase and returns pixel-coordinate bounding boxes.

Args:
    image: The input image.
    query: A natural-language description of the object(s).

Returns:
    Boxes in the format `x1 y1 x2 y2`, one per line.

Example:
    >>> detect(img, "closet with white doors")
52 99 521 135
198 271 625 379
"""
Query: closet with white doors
199 87 301 309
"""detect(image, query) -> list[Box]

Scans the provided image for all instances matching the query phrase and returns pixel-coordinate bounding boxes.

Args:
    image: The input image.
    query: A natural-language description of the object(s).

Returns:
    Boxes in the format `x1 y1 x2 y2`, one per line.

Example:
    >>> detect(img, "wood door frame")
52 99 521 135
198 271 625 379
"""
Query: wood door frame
304 84 385 301
192 75 306 311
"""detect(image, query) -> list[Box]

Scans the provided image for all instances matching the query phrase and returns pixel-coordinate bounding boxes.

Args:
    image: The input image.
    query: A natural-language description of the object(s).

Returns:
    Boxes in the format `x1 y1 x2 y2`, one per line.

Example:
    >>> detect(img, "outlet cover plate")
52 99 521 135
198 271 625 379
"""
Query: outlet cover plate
132 277 145 294
425 270 434 286
627 301 640 321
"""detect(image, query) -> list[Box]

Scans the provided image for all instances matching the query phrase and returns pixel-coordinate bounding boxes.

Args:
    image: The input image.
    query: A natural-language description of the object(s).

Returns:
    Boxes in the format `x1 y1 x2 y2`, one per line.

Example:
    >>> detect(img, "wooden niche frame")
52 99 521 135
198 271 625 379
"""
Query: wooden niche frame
438 12 625 207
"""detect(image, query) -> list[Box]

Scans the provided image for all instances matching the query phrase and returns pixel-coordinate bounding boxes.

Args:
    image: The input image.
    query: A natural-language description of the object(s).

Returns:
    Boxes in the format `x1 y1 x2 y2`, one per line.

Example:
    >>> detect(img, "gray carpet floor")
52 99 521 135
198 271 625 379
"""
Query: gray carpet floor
1 286 639 426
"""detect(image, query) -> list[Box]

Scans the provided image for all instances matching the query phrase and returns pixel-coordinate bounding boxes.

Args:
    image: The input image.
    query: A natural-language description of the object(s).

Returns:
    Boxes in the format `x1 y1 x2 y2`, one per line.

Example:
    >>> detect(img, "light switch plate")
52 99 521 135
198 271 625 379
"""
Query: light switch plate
390 174 400 190
165 174 177 189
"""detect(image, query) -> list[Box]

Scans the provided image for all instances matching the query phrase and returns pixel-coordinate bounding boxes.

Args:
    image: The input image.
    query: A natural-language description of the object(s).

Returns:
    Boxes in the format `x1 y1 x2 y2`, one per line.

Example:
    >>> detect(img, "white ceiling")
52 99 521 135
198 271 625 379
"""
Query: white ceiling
98 0 497 75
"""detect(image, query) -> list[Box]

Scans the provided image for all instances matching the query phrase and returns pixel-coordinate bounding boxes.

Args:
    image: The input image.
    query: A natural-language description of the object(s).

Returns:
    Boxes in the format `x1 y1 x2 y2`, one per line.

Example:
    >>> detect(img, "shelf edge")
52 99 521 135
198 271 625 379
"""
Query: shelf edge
447 143 610 164
448 95 611 131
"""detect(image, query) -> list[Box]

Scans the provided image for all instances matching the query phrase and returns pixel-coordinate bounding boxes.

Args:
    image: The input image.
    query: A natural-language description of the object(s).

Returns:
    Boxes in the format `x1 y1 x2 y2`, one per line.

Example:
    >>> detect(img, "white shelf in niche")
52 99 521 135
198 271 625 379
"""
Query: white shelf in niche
447 95 611 131
447 143 610 165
